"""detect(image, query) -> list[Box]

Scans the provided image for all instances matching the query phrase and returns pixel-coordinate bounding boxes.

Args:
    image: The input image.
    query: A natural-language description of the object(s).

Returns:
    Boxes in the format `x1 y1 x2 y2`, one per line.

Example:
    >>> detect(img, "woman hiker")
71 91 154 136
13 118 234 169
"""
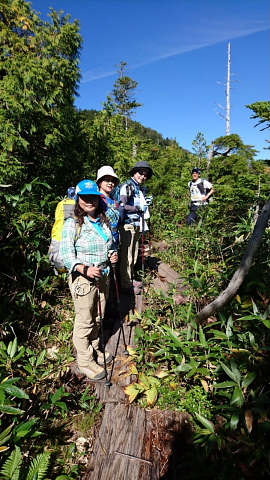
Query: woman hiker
60 179 118 381
96 165 121 248
119 160 153 295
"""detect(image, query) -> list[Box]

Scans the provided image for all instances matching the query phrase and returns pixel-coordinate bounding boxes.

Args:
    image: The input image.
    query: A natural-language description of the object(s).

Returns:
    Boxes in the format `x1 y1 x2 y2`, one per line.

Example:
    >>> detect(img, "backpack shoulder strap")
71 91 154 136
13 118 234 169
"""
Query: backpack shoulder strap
72 217 81 241
65 215 81 241
196 180 206 195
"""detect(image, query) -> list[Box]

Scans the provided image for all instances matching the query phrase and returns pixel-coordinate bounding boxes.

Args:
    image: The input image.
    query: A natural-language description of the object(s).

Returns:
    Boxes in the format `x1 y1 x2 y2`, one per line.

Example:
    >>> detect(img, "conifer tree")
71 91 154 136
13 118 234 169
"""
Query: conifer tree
111 62 142 129
192 132 209 162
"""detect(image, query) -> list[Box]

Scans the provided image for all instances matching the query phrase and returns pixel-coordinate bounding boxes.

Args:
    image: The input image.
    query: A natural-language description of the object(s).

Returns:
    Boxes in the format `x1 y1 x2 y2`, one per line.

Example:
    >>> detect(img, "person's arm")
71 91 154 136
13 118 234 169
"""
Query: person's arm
120 183 140 213
202 180 214 202
59 218 85 274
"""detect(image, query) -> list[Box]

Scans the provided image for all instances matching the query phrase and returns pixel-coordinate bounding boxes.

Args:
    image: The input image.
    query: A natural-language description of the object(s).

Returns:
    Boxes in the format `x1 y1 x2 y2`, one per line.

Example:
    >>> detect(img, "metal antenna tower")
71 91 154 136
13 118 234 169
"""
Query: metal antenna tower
226 42 231 135
216 42 238 135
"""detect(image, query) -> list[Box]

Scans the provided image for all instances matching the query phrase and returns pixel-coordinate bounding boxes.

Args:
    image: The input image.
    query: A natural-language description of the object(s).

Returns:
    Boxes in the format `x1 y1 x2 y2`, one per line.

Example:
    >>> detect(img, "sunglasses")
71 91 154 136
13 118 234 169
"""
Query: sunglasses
102 176 117 183
137 170 148 178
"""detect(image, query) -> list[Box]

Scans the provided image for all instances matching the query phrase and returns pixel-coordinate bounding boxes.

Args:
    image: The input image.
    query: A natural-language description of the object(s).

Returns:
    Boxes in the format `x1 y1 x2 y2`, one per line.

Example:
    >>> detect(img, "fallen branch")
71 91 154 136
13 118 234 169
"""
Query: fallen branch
196 197 270 324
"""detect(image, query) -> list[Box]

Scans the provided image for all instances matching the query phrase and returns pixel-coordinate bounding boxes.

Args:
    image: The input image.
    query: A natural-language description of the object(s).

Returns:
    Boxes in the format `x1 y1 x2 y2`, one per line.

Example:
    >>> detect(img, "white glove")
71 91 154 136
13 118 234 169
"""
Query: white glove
145 196 153 206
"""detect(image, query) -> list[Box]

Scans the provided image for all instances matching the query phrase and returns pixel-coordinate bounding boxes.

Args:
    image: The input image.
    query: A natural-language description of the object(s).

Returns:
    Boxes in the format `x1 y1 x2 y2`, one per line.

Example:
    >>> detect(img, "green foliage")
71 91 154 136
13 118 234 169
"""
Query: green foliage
246 101 270 131
0 0 84 186
132 277 270 477
192 132 209 160
0 446 50 480
41 387 71 418
0 4 269 477
110 61 143 128
0 179 54 331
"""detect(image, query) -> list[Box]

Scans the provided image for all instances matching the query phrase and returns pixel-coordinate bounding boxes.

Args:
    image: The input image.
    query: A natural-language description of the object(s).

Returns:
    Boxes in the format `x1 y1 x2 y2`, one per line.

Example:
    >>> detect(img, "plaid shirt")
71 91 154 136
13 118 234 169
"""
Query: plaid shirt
60 216 114 274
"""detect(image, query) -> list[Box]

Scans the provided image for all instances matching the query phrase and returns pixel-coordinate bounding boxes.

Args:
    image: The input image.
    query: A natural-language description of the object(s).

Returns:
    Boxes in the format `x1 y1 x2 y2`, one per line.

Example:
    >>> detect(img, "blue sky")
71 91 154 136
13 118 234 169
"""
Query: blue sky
32 0 269 159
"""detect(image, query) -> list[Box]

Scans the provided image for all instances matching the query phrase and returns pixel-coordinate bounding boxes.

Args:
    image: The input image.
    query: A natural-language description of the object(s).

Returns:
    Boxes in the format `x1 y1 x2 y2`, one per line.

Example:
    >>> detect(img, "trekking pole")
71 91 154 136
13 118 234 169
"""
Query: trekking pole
145 195 153 255
141 209 146 286
110 260 129 356
95 272 111 387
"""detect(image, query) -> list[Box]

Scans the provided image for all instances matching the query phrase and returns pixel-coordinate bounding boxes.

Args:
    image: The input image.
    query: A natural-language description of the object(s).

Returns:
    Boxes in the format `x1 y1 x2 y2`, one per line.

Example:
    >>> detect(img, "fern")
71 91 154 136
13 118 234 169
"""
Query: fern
0 447 51 480
25 451 51 480
0 446 22 480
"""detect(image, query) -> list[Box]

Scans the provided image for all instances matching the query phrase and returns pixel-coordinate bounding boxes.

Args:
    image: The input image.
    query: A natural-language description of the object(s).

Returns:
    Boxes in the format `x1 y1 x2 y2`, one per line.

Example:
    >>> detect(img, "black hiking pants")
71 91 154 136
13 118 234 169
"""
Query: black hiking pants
187 203 200 225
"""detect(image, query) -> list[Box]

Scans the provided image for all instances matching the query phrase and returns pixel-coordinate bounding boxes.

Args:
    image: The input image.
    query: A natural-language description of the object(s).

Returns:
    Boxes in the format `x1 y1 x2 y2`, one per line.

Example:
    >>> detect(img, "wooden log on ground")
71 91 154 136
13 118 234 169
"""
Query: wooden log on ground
147 256 183 293
82 404 192 480
82 259 192 480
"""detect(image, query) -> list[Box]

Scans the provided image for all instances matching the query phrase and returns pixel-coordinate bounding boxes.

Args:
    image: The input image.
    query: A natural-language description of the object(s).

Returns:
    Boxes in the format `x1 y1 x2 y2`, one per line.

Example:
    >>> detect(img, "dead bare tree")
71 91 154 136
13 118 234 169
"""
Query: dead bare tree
196 196 270 324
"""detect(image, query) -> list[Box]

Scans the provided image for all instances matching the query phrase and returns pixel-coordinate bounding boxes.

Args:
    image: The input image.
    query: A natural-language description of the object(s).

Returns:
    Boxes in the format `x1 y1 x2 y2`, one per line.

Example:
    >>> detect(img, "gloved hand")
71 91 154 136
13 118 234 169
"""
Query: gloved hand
145 196 153 206
139 205 147 213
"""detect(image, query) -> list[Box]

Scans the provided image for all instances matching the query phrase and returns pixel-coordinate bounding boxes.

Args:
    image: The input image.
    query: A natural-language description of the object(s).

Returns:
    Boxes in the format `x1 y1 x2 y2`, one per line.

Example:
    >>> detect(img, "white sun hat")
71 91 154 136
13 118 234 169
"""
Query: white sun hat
96 165 120 184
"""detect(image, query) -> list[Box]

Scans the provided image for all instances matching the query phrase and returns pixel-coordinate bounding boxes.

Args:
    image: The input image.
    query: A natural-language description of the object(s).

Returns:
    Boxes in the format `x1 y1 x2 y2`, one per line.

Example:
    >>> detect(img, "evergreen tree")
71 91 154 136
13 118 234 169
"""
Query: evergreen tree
246 101 270 131
207 133 268 235
246 101 270 155
0 0 83 187
111 61 142 129
192 132 209 162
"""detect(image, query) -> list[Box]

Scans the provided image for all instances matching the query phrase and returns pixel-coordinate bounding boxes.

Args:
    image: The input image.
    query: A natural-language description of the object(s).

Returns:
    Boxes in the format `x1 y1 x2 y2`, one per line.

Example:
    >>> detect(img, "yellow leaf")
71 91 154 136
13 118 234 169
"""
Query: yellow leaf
139 373 150 389
41 301 47 308
134 308 141 317
245 410 253 433
130 363 138 375
235 295 241 303
201 379 209 392
0 446 9 452
146 385 158 406
229 348 249 353
126 345 138 357
118 371 134 379
155 369 170 379
148 376 160 386
124 383 142 403
169 382 178 389
128 309 142 322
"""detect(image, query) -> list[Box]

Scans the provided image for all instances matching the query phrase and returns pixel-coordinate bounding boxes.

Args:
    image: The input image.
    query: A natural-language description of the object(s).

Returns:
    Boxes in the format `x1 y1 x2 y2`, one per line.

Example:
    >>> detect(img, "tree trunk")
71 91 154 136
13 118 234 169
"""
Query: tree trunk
196 197 270 324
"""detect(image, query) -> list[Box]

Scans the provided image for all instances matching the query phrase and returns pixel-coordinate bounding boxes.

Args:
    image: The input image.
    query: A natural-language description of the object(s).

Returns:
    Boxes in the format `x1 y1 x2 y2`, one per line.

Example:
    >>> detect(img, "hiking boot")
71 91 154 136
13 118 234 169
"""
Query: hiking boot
77 361 105 381
96 350 113 366
133 280 142 287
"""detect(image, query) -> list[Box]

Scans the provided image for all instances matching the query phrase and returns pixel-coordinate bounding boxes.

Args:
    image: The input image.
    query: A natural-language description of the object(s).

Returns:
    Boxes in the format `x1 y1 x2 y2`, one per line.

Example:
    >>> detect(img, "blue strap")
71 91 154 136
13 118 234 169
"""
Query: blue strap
87 217 110 242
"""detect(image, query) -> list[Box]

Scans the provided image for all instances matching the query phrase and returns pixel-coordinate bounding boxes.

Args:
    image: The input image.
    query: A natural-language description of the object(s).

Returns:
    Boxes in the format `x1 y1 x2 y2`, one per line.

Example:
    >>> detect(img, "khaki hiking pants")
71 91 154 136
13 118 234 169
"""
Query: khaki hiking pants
69 273 110 368
119 223 140 288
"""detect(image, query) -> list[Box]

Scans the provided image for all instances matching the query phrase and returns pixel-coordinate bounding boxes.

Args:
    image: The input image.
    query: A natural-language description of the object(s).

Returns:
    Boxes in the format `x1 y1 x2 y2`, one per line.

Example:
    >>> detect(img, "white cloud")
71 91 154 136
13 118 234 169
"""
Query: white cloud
81 21 269 83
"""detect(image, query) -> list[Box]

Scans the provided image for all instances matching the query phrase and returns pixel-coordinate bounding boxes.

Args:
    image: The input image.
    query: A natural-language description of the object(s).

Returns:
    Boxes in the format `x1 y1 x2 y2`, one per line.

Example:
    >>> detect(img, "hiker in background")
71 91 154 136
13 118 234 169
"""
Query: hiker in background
49 186 76 274
59 180 118 381
119 160 153 295
187 167 214 226
96 166 120 248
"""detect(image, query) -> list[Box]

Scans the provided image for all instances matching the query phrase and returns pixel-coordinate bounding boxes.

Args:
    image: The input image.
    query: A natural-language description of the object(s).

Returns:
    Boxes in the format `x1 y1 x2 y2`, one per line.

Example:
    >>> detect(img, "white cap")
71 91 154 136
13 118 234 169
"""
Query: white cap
96 166 120 184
